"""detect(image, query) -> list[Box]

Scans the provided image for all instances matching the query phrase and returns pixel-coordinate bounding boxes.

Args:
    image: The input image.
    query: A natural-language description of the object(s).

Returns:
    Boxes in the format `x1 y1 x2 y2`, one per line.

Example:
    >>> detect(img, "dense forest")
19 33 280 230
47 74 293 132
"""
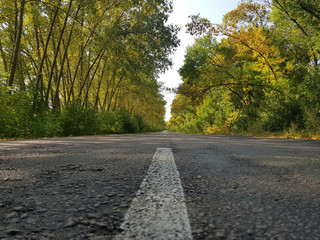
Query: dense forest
0 0 179 139
169 0 320 138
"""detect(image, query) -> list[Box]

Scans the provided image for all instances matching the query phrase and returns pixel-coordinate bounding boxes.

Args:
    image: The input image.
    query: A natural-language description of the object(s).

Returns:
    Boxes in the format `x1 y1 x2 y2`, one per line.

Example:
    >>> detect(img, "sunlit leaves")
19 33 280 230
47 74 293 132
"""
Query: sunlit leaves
0 0 178 131
170 0 320 135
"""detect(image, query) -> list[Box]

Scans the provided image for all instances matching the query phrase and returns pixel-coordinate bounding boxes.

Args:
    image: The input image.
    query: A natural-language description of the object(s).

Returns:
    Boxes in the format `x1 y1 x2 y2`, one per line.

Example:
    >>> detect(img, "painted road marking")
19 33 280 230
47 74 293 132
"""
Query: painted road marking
115 148 192 240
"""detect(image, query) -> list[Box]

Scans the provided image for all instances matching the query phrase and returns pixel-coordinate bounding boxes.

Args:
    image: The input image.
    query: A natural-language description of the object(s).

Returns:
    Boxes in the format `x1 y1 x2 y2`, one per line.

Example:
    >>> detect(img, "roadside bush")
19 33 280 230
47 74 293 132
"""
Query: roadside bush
198 95 234 131
97 111 118 134
28 110 62 138
234 106 260 132
59 107 151 136
118 108 139 133
97 109 141 134
0 86 161 139
0 87 32 138
261 99 305 132
60 104 99 136
97 111 128 134
134 114 147 132
304 109 320 134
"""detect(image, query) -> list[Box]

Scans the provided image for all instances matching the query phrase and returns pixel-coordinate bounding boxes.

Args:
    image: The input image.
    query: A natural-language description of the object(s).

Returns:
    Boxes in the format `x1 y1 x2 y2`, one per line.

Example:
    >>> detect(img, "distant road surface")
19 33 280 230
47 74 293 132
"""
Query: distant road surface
1 131 320 239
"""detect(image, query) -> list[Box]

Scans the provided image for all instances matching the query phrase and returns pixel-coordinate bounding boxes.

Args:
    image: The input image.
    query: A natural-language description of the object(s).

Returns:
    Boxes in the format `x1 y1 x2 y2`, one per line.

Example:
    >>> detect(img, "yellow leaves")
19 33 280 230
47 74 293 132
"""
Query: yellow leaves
128 48 139 58
225 111 238 127
242 86 251 92
205 125 221 134
174 115 185 127
205 111 238 135
227 26 284 80
223 1 269 30
285 62 295 72
233 27 268 56
188 3 284 82
142 8 154 16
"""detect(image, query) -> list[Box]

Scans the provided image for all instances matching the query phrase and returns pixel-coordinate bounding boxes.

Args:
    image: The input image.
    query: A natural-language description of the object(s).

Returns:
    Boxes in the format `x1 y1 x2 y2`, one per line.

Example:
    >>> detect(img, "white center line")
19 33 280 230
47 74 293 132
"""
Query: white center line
115 148 192 240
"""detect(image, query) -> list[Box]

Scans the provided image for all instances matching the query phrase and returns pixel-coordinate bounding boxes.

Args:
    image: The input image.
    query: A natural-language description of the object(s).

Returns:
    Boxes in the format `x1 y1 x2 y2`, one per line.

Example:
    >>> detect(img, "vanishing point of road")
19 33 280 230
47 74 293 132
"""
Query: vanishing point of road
1 131 320 239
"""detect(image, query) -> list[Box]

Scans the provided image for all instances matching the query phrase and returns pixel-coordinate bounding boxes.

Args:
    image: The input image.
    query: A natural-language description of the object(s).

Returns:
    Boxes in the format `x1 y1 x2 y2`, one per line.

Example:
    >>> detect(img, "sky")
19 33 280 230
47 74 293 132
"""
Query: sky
159 0 239 121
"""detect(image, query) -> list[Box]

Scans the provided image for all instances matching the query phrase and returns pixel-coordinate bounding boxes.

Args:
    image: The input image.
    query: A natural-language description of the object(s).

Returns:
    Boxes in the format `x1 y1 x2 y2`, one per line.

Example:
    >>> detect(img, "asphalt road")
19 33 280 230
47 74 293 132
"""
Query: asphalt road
0 131 320 239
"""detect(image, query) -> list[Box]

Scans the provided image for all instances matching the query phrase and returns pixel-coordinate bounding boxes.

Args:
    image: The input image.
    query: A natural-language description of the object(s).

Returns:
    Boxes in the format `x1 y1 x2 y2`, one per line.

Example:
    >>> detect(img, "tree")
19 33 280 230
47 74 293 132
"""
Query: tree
170 0 320 135
8 0 26 89
0 0 179 138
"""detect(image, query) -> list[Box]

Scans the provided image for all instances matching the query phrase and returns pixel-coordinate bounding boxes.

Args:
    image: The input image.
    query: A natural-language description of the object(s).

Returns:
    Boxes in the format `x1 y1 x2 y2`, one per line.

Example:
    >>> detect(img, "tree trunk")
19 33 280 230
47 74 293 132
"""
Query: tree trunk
0 40 8 74
102 68 118 111
83 53 104 108
8 0 26 88
45 0 73 106
67 3 114 103
53 4 80 110
107 75 125 111
35 1 60 103
77 50 103 99
94 60 108 110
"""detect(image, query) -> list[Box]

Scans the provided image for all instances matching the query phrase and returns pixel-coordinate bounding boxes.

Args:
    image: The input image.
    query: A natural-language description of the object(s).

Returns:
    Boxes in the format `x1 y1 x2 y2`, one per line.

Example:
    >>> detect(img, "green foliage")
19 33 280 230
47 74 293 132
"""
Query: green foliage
197 94 233 128
260 98 305 132
28 111 62 138
0 85 161 139
0 0 175 139
98 111 123 134
118 108 140 133
59 105 147 136
0 86 61 138
0 86 31 138
169 92 235 134
179 36 217 85
169 0 320 138
60 104 99 136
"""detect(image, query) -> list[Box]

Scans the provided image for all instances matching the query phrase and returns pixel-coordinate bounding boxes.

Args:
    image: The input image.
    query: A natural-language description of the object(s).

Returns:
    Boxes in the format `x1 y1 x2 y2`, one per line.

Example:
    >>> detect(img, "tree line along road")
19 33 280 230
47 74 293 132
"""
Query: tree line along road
0 131 320 239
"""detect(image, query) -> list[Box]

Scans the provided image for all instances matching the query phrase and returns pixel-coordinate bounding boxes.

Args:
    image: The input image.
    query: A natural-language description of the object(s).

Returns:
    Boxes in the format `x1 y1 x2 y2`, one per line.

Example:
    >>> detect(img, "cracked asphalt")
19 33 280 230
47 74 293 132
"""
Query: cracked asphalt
1 131 320 239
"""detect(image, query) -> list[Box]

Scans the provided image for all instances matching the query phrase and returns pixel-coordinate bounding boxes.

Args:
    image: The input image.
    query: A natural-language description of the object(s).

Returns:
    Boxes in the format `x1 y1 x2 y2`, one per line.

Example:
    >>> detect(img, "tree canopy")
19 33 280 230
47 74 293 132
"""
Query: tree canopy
0 0 179 138
169 0 320 138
